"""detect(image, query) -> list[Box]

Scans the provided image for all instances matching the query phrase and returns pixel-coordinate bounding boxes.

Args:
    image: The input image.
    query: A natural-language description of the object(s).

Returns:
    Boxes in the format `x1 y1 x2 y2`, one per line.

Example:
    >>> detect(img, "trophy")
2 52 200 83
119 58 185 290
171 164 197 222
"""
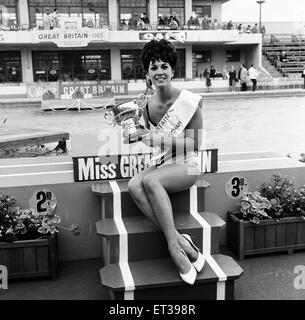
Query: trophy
104 94 149 144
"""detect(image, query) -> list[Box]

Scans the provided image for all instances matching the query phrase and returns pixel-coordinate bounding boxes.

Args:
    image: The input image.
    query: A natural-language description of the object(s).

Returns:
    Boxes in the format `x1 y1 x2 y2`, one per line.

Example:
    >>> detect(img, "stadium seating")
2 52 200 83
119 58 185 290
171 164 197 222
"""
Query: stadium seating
263 34 305 77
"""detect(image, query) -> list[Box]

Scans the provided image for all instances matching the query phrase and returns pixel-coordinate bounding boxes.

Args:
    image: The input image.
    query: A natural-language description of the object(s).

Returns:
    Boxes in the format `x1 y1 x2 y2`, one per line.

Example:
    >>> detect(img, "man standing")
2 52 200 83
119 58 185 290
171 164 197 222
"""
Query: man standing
239 64 248 91
248 64 259 92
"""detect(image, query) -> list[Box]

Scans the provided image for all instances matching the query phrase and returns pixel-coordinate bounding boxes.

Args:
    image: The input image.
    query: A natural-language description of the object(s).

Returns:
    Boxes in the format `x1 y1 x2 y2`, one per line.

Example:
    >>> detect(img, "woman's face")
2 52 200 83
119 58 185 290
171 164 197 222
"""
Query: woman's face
147 60 174 88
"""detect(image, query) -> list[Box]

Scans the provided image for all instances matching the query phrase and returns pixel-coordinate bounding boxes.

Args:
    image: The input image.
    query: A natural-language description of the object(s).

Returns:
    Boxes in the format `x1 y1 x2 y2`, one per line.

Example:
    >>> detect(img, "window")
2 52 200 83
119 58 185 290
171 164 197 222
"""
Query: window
121 50 145 80
158 0 185 26
226 50 240 62
29 0 108 28
192 50 211 78
0 0 17 29
119 0 148 30
0 51 22 83
175 49 185 78
32 50 111 82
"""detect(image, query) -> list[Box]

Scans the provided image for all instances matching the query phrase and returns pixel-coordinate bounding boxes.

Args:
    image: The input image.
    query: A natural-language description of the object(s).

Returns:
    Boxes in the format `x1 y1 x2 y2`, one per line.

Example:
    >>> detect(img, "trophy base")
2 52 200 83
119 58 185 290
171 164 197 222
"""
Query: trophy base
123 128 149 144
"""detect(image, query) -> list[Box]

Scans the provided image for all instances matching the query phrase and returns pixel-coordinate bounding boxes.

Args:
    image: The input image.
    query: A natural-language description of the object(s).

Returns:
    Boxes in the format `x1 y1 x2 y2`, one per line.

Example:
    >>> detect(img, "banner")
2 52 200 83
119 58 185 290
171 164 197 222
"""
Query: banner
32 29 109 47
72 149 218 182
139 31 186 42
59 82 128 97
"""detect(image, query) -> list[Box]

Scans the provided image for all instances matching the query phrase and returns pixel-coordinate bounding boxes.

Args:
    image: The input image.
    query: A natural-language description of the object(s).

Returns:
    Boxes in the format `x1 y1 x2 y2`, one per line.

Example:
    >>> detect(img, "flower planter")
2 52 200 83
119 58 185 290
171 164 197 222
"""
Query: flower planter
227 212 305 260
0 234 58 280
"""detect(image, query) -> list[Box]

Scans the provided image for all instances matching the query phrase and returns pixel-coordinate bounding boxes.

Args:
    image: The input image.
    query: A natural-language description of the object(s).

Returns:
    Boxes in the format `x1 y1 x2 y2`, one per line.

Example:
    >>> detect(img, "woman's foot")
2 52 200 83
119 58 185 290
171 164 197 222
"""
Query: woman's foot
169 247 197 285
177 232 199 262
169 246 193 275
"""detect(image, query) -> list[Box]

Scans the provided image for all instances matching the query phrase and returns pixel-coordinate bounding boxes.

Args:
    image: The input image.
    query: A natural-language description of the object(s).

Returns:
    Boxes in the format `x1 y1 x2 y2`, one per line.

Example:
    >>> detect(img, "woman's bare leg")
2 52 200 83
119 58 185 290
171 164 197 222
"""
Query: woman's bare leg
128 165 199 263
141 164 200 274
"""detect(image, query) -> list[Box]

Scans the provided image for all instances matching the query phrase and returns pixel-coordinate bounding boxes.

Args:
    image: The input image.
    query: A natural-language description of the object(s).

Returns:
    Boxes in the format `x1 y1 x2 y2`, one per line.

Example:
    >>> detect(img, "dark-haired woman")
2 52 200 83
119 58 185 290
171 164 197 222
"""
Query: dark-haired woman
128 39 204 285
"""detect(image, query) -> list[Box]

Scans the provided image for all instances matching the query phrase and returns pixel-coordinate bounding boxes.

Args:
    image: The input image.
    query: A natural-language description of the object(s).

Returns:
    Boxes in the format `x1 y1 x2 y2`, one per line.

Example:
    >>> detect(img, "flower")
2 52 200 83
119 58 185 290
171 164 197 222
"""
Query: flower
233 172 305 224
69 224 81 236
0 192 80 242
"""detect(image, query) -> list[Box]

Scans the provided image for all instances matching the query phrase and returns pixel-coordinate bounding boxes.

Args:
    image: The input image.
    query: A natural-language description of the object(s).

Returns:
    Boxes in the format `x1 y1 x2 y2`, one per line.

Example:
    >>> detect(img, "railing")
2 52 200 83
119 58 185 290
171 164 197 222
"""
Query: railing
1 21 264 34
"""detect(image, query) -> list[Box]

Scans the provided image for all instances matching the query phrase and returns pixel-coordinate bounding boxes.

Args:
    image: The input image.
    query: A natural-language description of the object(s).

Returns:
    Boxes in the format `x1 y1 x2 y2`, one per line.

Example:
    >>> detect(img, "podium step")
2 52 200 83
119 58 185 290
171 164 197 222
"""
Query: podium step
97 212 225 263
100 254 243 300
92 179 210 218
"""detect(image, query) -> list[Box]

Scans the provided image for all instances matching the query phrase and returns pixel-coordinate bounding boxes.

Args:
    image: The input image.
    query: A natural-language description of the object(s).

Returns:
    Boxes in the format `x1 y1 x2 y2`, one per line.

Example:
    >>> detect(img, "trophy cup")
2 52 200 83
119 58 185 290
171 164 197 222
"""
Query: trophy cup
104 94 149 144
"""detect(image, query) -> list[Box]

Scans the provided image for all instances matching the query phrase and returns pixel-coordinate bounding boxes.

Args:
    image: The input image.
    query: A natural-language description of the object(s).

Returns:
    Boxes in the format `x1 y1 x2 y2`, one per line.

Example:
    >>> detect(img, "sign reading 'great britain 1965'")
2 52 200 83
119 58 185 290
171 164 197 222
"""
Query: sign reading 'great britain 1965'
32 29 109 47
72 149 217 182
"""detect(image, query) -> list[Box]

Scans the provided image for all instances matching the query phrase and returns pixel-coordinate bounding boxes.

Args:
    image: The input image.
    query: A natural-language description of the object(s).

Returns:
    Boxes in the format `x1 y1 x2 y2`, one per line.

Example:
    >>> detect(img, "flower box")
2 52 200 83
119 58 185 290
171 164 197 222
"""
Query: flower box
227 211 305 260
0 234 58 280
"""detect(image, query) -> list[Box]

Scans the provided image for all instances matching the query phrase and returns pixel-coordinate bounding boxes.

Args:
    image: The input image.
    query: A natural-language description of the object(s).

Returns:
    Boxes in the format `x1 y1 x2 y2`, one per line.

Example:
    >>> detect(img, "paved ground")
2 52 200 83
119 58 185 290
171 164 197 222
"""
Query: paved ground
1 248 305 300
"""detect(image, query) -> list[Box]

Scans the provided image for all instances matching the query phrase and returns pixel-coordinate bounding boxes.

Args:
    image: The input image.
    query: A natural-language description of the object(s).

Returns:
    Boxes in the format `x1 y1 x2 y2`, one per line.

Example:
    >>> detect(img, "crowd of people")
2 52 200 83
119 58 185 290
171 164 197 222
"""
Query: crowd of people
202 64 260 92
185 16 266 34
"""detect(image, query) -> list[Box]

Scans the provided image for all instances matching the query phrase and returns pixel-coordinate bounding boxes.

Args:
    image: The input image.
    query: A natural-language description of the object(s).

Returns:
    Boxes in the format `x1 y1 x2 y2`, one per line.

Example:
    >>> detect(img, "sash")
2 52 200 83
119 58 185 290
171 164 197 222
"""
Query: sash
150 90 201 164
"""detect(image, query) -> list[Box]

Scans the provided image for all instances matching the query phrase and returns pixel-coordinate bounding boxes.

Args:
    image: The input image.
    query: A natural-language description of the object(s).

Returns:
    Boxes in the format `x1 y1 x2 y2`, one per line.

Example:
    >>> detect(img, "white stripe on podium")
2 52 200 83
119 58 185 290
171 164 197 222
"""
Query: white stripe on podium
189 185 227 300
109 181 135 300
189 185 211 254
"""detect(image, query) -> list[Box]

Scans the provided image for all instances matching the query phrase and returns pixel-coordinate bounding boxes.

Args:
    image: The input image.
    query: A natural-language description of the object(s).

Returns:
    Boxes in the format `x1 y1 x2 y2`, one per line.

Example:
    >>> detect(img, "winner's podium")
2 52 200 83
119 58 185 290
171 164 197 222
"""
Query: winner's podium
92 177 243 300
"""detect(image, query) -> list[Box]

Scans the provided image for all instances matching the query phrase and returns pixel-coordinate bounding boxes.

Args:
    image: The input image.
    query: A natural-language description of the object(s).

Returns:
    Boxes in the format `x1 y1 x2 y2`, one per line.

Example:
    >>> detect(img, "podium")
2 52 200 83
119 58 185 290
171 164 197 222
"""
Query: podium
92 178 243 300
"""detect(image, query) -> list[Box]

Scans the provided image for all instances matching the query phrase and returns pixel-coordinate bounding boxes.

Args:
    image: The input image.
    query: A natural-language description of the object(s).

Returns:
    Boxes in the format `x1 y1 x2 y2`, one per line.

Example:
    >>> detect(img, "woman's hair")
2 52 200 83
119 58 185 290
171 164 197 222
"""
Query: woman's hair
141 39 177 72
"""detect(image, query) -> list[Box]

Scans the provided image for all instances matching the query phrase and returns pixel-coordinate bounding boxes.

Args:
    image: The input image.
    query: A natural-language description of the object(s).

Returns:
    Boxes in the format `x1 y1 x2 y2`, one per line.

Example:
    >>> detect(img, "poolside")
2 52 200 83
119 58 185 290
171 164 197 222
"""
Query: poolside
1 94 305 156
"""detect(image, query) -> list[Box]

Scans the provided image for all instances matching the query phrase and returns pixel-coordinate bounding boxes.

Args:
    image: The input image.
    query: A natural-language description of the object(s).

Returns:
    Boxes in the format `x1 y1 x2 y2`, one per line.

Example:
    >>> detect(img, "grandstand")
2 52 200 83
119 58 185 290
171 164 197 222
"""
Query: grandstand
263 34 305 78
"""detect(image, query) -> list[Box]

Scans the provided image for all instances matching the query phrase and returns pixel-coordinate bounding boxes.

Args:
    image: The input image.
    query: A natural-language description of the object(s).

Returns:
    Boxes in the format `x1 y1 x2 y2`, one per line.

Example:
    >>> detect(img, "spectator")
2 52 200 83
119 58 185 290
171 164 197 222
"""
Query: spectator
141 13 149 26
121 18 128 29
50 8 59 29
136 17 145 30
163 16 169 26
237 23 242 32
211 18 219 30
222 65 229 80
129 16 137 29
43 8 51 29
239 64 248 91
202 15 210 30
245 25 251 33
168 16 178 30
210 65 216 78
227 20 234 30
203 68 211 92
228 65 238 92
252 23 258 33
87 17 94 28
171 12 180 27
157 14 165 27
194 16 200 28
248 64 260 92
187 16 195 29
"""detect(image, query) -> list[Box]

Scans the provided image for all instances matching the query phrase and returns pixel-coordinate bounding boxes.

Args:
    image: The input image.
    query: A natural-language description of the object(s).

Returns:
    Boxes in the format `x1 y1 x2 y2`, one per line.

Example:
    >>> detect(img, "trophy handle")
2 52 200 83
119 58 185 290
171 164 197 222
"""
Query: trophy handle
104 111 115 125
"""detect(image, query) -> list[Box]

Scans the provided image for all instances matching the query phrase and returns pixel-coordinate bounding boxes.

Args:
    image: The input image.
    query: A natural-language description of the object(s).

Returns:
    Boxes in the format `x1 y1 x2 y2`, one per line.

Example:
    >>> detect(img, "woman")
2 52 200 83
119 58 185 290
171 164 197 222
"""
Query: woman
128 40 204 285
203 68 211 92
228 65 238 92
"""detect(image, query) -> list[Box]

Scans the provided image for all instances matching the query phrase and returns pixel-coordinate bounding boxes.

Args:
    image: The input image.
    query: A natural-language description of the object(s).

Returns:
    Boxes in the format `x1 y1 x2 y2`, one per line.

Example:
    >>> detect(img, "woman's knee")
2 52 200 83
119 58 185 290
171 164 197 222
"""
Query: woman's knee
128 176 143 198
142 174 161 193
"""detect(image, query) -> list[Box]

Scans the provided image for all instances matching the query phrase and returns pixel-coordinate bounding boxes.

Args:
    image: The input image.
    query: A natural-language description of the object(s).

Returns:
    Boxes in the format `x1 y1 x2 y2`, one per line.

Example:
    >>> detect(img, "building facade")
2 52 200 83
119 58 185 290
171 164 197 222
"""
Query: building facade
0 0 263 95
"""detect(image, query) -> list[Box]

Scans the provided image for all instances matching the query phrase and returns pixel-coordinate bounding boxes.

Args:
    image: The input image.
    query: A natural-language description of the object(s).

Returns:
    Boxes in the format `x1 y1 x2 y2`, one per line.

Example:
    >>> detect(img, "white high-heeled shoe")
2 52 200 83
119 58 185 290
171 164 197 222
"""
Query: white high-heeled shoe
182 234 205 273
179 249 197 285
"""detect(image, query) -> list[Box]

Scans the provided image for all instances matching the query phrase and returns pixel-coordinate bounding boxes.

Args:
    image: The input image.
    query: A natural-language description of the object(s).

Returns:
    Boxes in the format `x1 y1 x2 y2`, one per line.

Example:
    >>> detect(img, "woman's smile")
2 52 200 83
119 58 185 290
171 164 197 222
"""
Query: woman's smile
148 60 174 87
